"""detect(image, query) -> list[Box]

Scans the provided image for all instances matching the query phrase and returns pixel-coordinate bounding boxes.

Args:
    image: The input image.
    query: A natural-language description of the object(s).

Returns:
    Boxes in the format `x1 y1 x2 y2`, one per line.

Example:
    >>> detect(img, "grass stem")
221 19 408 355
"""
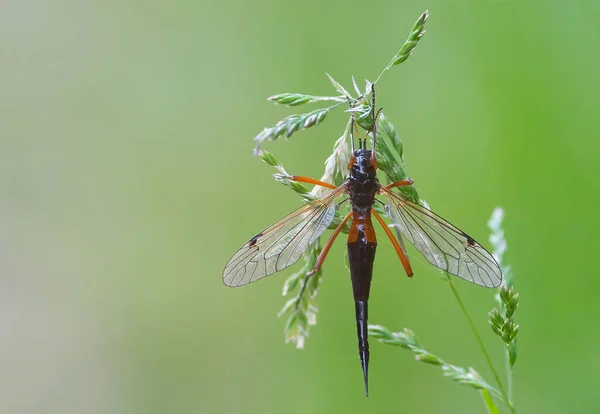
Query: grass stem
447 277 515 413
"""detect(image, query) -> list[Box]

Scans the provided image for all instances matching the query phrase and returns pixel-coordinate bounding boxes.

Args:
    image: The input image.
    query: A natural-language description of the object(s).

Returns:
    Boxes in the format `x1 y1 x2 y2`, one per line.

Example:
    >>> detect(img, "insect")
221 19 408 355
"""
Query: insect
223 87 502 396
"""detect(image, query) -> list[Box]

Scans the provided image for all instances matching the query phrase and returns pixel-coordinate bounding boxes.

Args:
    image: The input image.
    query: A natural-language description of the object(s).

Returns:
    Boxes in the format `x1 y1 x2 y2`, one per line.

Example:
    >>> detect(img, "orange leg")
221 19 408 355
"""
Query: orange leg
291 175 337 190
383 179 414 191
372 209 413 277
296 211 352 305
307 210 352 277
354 122 361 140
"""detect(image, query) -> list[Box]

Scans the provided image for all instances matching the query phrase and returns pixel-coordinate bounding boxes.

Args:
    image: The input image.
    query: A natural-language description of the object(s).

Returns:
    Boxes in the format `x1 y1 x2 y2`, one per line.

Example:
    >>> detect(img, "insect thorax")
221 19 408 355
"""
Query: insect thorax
348 150 379 210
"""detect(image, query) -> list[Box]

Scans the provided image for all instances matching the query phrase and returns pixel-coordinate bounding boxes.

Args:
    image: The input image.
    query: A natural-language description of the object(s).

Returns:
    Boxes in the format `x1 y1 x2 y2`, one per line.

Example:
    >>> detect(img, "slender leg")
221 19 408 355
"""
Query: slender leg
350 116 356 152
383 179 414 191
353 122 363 150
296 211 353 303
290 175 337 190
372 209 413 277
307 210 352 276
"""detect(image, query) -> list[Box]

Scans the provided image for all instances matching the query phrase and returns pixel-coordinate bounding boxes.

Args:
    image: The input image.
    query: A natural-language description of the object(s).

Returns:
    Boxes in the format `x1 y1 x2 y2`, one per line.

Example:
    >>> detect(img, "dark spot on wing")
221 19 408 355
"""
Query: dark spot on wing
466 236 476 247
248 233 262 247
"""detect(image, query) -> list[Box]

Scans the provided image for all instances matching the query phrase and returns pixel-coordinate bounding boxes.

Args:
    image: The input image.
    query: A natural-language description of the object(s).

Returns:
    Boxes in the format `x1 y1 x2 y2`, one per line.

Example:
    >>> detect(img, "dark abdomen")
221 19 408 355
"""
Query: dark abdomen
348 242 376 301
347 224 377 396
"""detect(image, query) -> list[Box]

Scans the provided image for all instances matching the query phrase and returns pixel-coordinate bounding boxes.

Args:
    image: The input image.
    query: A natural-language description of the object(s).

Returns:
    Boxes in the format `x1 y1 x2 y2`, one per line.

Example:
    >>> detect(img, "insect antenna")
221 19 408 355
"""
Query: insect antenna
370 83 381 152
369 84 384 168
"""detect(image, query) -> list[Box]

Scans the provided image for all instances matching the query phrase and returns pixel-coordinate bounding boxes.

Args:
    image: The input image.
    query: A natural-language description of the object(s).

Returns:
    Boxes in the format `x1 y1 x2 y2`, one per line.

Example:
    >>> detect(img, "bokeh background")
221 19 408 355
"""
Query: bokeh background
2 0 599 413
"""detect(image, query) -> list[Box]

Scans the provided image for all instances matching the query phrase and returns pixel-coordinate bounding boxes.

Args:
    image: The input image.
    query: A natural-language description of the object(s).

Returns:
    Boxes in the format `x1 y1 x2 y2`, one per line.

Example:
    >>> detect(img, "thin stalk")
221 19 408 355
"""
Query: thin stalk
506 346 514 406
447 278 514 413
374 10 429 84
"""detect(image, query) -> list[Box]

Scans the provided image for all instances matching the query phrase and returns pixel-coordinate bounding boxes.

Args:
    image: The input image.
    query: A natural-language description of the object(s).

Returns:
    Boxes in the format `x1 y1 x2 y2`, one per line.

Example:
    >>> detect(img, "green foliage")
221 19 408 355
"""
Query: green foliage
253 106 338 154
375 113 420 203
252 10 430 155
488 208 514 289
251 9 521 413
268 93 346 106
372 208 519 413
252 10 430 350
260 134 352 348
375 10 430 83
489 288 520 345
277 242 322 349
482 389 502 414
487 208 520 410
369 325 502 399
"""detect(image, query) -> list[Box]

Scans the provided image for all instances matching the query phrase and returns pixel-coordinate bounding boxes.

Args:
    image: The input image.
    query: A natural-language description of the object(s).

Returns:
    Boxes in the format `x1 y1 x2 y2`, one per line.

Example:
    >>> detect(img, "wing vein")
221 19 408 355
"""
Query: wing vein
380 187 502 288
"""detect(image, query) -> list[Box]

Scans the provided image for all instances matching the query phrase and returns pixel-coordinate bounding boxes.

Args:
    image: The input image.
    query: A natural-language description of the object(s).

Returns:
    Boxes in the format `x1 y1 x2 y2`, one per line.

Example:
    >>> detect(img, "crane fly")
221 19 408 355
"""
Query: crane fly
222 87 502 396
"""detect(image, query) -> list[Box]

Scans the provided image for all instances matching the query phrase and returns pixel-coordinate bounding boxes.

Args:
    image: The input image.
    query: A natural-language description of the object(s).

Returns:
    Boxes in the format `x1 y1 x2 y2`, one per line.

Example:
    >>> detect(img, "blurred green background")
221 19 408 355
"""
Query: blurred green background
2 0 599 413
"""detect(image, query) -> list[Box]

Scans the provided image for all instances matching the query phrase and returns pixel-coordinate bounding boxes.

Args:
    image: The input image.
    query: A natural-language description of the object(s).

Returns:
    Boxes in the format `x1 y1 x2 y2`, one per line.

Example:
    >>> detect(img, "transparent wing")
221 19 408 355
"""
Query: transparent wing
380 187 502 288
223 186 346 287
